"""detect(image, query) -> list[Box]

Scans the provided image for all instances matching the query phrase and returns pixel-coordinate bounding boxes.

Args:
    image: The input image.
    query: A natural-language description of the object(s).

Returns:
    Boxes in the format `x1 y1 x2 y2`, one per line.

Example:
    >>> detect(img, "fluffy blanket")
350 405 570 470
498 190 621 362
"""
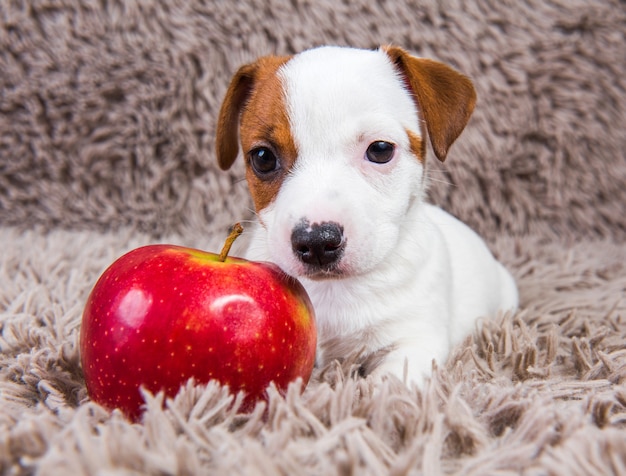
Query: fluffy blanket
1 0 625 474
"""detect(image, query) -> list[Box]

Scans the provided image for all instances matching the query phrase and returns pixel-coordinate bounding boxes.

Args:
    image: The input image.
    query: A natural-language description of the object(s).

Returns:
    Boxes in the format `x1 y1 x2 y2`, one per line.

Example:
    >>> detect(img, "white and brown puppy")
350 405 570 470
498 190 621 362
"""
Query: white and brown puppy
216 46 518 385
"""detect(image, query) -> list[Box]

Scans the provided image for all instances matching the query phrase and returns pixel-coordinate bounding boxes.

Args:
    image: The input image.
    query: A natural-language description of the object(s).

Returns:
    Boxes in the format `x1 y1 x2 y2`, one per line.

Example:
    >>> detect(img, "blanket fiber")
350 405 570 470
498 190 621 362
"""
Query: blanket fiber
1 0 625 474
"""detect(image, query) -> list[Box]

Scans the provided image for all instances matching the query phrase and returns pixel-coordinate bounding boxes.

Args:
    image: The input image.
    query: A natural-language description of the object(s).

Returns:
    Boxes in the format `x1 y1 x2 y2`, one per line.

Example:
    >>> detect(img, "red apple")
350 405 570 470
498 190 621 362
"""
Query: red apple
80 225 317 421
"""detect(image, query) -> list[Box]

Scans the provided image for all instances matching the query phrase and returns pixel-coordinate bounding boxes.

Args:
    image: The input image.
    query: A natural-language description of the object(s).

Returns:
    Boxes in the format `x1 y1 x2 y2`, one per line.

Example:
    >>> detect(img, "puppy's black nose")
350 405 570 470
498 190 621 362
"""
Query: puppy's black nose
291 221 345 268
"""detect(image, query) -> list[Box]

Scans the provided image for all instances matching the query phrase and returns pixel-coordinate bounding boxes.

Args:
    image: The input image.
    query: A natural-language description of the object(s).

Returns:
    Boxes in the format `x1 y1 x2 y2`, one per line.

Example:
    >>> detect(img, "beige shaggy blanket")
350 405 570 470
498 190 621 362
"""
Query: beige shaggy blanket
1 1 625 474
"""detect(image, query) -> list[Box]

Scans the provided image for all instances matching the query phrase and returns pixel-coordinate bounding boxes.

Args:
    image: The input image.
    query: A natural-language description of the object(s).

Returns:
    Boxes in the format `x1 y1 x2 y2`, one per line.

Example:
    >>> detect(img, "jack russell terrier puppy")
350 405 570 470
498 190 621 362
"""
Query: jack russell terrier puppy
216 45 518 386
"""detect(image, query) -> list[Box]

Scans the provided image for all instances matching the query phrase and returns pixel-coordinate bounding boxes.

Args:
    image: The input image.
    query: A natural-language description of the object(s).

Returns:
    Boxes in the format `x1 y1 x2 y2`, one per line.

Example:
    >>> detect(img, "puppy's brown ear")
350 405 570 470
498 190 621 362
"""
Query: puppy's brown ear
384 46 476 162
215 63 258 170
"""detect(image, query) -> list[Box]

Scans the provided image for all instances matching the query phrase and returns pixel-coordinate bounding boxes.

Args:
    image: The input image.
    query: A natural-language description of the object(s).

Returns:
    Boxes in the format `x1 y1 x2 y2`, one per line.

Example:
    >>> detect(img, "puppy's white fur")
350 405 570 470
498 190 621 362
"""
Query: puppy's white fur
219 46 518 385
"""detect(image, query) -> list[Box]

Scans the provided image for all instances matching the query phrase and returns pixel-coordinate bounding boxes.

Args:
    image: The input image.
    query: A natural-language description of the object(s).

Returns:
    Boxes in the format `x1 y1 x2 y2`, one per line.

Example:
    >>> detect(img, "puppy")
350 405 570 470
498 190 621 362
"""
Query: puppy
215 46 518 385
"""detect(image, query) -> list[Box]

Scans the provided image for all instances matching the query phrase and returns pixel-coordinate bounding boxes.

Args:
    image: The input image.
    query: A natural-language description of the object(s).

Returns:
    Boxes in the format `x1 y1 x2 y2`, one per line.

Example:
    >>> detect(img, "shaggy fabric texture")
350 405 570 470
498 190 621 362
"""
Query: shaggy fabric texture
1 0 625 474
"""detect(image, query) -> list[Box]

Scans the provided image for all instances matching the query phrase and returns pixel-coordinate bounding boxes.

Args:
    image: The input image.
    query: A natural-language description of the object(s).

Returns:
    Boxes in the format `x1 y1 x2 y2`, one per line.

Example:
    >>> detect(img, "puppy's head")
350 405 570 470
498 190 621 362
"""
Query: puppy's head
216 46 475 280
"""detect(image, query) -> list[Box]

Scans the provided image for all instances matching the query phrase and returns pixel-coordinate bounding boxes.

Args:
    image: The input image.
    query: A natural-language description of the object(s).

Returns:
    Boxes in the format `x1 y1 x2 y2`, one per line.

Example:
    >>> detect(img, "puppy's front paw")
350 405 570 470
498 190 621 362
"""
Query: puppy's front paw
366 349 439 388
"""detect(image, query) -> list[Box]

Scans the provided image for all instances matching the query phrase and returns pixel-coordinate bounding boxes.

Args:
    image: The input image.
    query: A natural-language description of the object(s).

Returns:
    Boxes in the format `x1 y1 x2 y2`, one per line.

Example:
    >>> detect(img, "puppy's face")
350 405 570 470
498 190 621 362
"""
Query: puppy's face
217 46 476 280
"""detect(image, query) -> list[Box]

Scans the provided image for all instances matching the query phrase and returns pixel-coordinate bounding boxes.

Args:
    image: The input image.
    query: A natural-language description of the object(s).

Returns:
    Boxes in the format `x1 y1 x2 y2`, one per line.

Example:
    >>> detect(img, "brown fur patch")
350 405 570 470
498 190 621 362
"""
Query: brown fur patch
239 57 297 212
406 129 425 163
216 55 296 212
384 46 476 162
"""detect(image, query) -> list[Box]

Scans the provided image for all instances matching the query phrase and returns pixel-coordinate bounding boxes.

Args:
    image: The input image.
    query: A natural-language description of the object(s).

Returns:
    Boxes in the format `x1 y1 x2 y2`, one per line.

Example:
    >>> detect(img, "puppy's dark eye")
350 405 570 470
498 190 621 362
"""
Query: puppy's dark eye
249 147 279 176
366 141 395 164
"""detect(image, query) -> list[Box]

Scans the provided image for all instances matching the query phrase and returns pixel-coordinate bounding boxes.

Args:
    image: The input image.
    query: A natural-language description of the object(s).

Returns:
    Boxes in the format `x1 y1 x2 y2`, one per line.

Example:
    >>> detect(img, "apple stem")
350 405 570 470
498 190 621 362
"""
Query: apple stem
219 223 244 262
